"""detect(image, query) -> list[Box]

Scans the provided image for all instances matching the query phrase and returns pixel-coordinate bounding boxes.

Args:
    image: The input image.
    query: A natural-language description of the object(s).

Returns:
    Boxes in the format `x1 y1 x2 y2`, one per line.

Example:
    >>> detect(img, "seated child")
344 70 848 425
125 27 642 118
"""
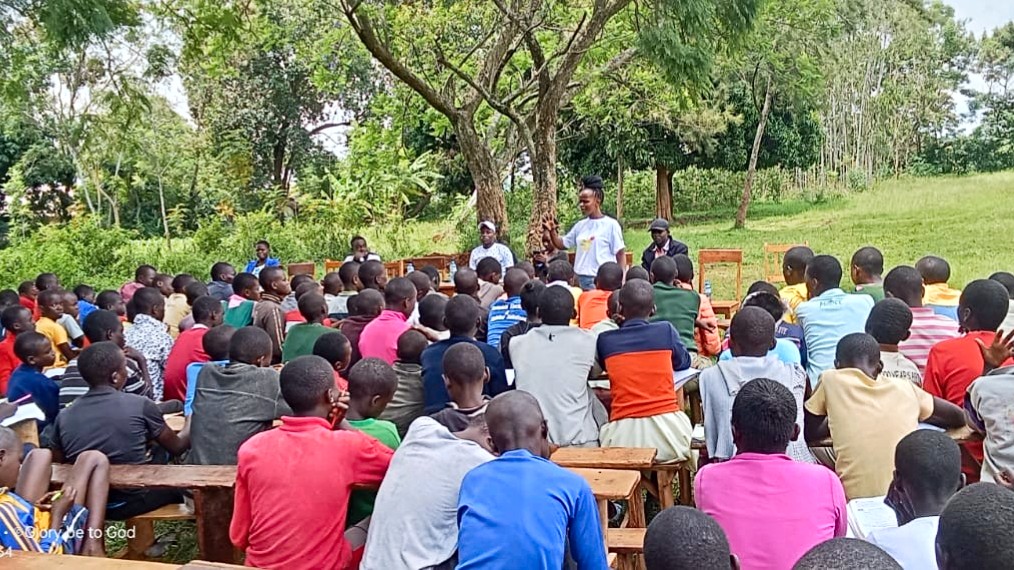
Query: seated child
625 266 650 282
187 327 292 465
163 296 222 401
379 329 428 436
590 290 621 336
673 254 721 358
0 305 34 394
340 289 385 369
546 259 582 324
850 246 885 301
577 261 623 329
60 310 154 408
867 430 963 569
331 262 362 320
73 284 98 325
499 280 544 369
208 262 235 302
455 391 607 569
344 358 401 529
7 332 59 429
95 290 126 322
251 267 290 363
696 379 845 569
34 289 76 369
966 327 1014 485
323 271 343 317
282 293 333 362
866 298 922 385
418 294 450 341
485 268 530 349
362 414 493 570
51 342 189 520
152 273 174 299
916 255 961 320
230 355 393 570
282 274 315 314
176 280 210 334
358 278 416 365
475 257 505 310
58 291 85 348
18 280 37 314
430 343 490 432
223 272 259 328
779 245 814 324
804 333 965 499
359 260 388 292
312 331 352 391
184 325 235 416
284 281 331 332
164 273 196 338
644 506 738 570
649 256 700 355
0 434 110 556
719 286 804 365
123 287 173 401
935 482 1014 570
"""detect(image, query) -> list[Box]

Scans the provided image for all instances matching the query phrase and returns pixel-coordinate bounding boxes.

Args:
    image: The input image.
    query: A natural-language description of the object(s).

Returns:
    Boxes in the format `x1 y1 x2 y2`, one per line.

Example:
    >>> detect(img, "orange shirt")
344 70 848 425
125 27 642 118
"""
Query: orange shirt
577 289 611 330
678 282 721 356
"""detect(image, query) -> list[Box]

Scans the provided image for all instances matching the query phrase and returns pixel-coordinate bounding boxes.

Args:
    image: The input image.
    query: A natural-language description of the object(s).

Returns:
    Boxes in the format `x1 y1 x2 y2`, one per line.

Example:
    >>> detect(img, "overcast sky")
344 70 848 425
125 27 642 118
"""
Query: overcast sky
946 0 1014 35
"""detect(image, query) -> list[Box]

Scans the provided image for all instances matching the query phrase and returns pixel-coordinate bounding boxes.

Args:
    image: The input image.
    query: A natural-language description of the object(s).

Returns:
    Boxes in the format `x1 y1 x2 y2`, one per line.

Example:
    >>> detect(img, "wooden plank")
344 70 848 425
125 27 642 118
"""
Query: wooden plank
812 425 981 448
568 468 640 501
606 528 647 553
710 300 740 319
194 487 239 564
551 447 657 470
51 464 237 490
7 551 179 568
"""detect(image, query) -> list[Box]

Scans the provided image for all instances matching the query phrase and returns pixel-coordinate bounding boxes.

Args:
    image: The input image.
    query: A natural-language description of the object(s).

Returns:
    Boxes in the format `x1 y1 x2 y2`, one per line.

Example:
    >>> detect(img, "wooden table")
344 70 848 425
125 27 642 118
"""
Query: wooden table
438 282 456 296
710 300 740 319
52 464 239 564
812 424 981 448
7 551 246 569
552 447 657 471
567 468 641 553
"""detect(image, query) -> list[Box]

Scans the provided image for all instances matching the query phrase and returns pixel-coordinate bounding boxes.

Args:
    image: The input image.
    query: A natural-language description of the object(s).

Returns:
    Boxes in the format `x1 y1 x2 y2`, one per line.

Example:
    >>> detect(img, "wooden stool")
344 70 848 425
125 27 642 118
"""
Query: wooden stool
607 528 647 570
123 503 194 559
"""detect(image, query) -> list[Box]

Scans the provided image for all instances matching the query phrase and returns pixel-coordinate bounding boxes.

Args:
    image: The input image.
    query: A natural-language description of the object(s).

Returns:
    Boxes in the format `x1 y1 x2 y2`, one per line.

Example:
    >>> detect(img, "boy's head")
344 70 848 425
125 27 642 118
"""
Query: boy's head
0 305 34 336
347 357 399 418
280 355 337 417
618 279 655 321
290 273 316 293
731 378 797 454
153 273 174 297
958 279 1009 333
515 261 536 280
14 331 56 370
884 265 924 308
322 271 343 296
625 266 650 283
478 220 497 247
728 307 776 357
355 289 385 319
444 295 481 338
794 538 900 570
916 255 950 285
350 235 369 258
211 261 236 284
0 290 17 308
936 483 1014 570
192 295 224 327
476 257 502 285
83 310 125 347
485 390 549 457
60 290 79 319
650 256 678 286
419 266 441 289
741 291 785 322
834 333 883 379
850 246 884 286
606 290 621 321
37 288 64 320
519 280 546 319
258 266 290 298
313 331 352 372
78 341 127 389
804 255 842 299
408 271 433 301
298 292 329 324
454 267 480 297
229 326 273 367
18 280 38 299
254 240 271 260
134 265 157 286
171 273 196 295
73 284 95 304
890 430 962 526
645 506 738 570
294 281 323 304
538 285 576 326
184 280 209 305
339 261 362 292
547 259 576 285
747 280 780 297
673 254 694 285
231 272 260 300
419 294 448 332
35 272 59 291
359 260 388 291
865 298 912 347
96 290 126 316
782 246 814 285
396 329 428 365
0 426 23 489
502 268 530 298
988 271 1014 300
595 262 624 292
202 325 235 361
385 277 418 317
132 287 166 321
442 342 488 404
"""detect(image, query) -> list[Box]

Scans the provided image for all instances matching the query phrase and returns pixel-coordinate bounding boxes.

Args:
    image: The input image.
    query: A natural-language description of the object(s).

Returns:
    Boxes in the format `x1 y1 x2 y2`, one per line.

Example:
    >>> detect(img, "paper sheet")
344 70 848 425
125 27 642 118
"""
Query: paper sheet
0 402 45 427
846 496 897 539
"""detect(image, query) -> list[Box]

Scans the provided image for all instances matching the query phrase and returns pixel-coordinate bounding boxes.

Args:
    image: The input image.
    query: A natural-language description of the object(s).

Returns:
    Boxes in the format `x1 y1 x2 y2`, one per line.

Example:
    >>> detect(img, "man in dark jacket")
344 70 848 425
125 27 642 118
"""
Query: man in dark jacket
641 218 689 272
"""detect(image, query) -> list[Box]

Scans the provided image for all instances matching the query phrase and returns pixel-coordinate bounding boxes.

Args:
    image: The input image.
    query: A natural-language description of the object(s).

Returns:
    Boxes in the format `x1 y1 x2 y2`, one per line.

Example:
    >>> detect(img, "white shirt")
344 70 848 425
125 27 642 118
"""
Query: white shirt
867 516 939 570
343 253 382 263
562 216 625 277
469 243 514 274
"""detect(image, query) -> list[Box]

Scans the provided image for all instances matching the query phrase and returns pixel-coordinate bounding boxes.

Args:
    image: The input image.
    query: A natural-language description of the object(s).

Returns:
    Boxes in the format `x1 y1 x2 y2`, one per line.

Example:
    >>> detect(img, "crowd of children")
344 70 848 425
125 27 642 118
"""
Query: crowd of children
0 235 1013 570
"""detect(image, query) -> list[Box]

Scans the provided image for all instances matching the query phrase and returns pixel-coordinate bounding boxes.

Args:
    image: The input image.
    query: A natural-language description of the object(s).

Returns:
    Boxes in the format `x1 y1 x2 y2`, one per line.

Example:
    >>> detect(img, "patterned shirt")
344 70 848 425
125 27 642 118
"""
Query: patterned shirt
124 314 173 401
252 294 286 364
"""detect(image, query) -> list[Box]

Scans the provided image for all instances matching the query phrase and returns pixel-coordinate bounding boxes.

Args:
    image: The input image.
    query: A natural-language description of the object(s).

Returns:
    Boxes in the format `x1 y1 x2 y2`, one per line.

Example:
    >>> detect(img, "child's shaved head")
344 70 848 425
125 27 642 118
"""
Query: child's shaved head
348 357 398 399
202 325 235 361
835 333 882 379
14 331 52 363
396 329 428 364
442 342 486 386
79 341 126 387
229 326 272 365
595 262 624 291
312 332 351 369
916 255 950 285
280 355 334 414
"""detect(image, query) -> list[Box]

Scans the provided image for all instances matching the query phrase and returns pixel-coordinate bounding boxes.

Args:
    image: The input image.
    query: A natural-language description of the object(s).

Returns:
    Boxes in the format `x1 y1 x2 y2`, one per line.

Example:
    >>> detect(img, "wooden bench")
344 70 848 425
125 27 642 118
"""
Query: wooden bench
607 528 647 570
567 468 640 554
124 503 195 560
554 446 695 510
7 550 247 568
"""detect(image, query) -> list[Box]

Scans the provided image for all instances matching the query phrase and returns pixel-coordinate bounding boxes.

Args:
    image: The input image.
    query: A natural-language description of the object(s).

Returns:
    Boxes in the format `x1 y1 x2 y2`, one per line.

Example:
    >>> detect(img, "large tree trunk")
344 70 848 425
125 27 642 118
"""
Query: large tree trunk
455 117 508 240
527 120 558 254
736 78 773 229
655 163 673 220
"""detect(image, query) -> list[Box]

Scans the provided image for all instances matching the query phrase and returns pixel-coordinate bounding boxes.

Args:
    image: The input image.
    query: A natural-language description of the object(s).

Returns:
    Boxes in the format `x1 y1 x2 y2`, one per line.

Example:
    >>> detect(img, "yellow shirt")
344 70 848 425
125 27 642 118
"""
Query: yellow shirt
164 293 191 339
779 283 808 324
923 283 961 307
35 316 69 368
805 368 934 499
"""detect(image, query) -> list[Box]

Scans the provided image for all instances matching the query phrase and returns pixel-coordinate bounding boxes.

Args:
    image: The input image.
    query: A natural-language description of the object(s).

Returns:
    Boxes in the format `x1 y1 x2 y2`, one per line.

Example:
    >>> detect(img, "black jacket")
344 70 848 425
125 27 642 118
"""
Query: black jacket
641 239 690 271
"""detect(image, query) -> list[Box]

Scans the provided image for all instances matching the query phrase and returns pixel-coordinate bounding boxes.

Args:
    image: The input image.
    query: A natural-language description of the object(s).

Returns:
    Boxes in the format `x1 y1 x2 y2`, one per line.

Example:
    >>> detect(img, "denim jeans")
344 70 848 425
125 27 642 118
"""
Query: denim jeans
577 275 596 291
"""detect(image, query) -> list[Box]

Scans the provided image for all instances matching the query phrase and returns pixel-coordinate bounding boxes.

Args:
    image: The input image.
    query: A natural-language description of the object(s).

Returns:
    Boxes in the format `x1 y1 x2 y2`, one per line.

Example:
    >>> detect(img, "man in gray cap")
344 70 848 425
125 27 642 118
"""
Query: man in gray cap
468 220 515 275
641 217 688 271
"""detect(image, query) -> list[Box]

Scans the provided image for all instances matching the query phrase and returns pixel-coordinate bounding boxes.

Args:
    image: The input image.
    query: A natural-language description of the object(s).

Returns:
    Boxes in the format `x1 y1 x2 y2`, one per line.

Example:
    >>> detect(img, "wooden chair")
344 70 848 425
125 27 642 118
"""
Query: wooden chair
384 260 404 279
323 259 343 274
763 243 808 284
285 262 315 278
406 255 450 272
698 249 743 318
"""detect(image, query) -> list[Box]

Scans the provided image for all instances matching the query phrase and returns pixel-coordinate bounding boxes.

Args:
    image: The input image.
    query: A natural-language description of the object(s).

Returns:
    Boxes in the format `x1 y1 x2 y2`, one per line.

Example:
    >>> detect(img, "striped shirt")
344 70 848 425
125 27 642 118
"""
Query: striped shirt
898 307 960 376
485 296 526 349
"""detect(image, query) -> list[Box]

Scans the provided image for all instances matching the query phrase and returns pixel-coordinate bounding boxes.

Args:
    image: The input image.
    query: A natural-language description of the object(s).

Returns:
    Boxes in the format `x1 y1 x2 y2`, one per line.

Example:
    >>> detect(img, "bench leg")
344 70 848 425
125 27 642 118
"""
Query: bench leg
656 470 676 510
124 519 155 559
677 466 694 507
195 488 238 563
627 488 646 528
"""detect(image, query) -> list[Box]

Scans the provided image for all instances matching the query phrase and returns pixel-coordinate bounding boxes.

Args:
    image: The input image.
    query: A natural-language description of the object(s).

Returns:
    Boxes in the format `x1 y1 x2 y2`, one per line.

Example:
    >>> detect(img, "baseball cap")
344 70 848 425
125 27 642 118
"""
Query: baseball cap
649 218 670 232
479 220 497 233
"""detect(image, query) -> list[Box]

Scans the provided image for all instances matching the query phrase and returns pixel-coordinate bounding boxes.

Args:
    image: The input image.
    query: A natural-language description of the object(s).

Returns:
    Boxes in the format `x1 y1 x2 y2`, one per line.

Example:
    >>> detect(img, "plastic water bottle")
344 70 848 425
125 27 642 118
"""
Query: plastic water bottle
704 280 712 299
449 260 458 281
406 262 415 274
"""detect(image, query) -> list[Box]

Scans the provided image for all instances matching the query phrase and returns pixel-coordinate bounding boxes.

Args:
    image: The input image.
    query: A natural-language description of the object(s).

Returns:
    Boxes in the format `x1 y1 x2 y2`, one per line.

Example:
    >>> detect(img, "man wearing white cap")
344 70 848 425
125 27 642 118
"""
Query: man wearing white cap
469 220 515 275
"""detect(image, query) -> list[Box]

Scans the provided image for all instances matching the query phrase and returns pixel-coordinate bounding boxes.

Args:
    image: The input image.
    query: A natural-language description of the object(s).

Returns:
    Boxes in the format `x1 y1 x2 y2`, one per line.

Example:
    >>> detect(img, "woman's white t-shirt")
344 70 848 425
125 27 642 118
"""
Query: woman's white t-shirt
562 216 626 277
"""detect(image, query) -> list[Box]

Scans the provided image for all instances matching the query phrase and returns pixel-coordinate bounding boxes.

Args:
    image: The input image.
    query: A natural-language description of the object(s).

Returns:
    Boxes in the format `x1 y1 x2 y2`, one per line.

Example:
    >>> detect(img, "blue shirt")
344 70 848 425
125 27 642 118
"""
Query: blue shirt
421 337 510 414
485 297 526 349
928 304 959 321
77 300 98 325
795 288 875 384
719 337 802 364
7 364 59 430
244 257 280 276
183 360 228 416
777 321 808 370
456 449 608 570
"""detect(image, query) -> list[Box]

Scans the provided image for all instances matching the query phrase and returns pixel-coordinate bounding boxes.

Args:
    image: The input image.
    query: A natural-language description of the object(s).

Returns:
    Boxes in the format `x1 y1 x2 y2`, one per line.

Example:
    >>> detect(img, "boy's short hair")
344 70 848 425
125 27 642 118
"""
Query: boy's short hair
385 277 417 306
728 306 775 352
673 254 694 283
595 262 624 291
916 255 950 284
356 289 385 317
453 267 480 295
184 280 210 305
476 257 502 279
445 295 480 336
442 342 486 386
359 261 386 288
229 326 272 364
72 284 94 300
258 266 287 291
961 279 1010 332
290 273 315 291
293 281 321 301
539 285 576 326
936 483 1014 570
35 272 58 290
255 239 270 249
650 256 678 285
192 296 223 323
783 246 814 271
988 271 1014 299
895 429 961 499
0 290 18 307
618 279 654 318
805 255 842 288
625 266 650 282
419 294 448 331
547 260 575 283
864 298 912 345
170 273 195 293
339 261 361 288
96 290 121 311
350 235 366 248
14 332 49 362
0 305 30 331
134 265 156 280
835 332 880 368
132 287 164 315
202 325 235 361
298 293 328 321
322 271 342 295
519 280 546 315
645 506 732 570
279 355 334 414
502 268 529 297
347 357 398 398
742 291 785 322
794 537 900 569
731 378 796 453
18 281 35 295
419 266 441 287
78 341 125 387
83 310 121 342
37 288 62 308
396 329 428 363
232 273 259 295
851 246 884 275
883 265 923 303
210 261 233 282
747 280 780 296
312 331 351 367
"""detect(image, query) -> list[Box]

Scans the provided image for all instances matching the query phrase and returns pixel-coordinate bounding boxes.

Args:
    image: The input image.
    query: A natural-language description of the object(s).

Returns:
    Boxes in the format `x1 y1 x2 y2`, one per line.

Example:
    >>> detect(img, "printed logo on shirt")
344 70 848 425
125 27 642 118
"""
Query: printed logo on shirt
579 236 595 252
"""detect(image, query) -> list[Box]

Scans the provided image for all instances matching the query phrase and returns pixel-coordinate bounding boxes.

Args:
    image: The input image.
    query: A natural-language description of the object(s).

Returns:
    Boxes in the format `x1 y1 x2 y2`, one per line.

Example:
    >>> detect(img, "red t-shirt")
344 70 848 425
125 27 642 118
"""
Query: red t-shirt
284 309 333 328
230 416 392 570
0 334 19 395
163 326 210 402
